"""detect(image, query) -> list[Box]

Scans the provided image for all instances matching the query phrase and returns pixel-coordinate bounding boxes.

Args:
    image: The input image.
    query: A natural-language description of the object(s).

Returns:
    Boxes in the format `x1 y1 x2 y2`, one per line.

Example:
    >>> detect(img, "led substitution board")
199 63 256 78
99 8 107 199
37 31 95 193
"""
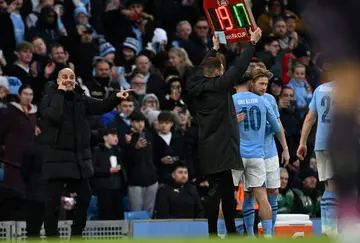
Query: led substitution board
204 0 257 44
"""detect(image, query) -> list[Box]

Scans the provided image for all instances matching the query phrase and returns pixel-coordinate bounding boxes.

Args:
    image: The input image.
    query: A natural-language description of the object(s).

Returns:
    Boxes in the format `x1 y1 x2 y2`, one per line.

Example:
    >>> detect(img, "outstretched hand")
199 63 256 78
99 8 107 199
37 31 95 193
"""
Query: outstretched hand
116 89 134 99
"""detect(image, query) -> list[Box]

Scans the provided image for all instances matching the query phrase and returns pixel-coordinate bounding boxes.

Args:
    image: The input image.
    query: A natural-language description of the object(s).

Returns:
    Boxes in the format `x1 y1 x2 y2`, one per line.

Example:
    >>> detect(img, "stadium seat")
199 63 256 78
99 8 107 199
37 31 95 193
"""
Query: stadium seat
123 196 129 211
124 211 150 220
87 195 98 220
0 168 4 182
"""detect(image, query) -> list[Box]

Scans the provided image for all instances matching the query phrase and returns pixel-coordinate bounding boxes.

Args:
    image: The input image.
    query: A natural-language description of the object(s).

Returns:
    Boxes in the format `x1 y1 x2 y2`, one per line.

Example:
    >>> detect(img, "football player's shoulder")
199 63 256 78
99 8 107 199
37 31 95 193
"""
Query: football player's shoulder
263 93 276 103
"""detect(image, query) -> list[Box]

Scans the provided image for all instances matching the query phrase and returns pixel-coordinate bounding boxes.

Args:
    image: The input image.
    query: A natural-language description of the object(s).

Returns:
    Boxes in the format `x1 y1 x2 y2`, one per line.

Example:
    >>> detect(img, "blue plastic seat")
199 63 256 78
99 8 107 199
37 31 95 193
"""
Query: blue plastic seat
124 211 150 220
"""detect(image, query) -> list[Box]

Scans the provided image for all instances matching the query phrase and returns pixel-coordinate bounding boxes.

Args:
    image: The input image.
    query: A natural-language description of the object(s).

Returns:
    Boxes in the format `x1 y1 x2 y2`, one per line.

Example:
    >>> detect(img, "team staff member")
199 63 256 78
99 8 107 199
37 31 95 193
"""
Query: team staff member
39 68 133 238
187 28 262 237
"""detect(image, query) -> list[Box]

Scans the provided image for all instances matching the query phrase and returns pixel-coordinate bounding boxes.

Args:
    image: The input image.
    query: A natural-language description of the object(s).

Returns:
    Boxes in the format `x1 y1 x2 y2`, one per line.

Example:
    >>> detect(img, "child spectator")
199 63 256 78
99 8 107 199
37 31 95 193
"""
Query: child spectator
91 128 127 220
286 63 312 117
124 110 158 217
115 37 139 74
153 111 184 184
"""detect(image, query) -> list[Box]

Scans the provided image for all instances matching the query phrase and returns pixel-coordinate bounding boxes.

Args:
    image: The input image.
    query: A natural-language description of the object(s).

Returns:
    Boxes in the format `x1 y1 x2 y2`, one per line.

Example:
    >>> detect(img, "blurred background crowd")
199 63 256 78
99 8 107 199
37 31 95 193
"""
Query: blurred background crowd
0 0 323 226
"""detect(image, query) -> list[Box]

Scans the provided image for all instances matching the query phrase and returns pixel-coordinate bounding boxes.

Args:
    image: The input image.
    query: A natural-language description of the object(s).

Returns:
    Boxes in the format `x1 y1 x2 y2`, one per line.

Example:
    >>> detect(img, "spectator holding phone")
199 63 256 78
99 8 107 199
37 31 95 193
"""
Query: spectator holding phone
123 110 158 216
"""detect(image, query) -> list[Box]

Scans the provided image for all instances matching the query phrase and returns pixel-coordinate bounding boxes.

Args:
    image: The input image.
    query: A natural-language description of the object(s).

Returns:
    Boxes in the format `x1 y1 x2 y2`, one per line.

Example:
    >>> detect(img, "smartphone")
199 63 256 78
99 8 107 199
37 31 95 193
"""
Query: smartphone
289 100 297 108
139 132 146 139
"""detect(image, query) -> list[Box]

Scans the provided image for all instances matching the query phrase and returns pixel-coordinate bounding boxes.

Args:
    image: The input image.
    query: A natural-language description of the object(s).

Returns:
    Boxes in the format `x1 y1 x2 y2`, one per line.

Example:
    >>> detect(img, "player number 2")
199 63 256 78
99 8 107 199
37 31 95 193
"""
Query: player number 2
321 95 331 123
240 106 261 131
215 6 234 30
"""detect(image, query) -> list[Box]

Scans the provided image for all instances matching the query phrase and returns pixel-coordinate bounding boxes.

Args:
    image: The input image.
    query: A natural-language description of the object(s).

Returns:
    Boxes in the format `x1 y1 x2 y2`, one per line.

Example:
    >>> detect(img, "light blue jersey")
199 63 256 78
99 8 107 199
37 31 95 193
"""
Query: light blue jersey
309 82 335 151
233 92 281 159
263 93 280 159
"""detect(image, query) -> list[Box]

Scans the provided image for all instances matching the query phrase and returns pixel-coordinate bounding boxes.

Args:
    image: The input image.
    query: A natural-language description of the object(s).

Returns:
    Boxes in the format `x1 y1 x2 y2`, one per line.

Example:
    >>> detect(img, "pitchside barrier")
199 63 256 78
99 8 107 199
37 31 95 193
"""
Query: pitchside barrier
0 217 321 241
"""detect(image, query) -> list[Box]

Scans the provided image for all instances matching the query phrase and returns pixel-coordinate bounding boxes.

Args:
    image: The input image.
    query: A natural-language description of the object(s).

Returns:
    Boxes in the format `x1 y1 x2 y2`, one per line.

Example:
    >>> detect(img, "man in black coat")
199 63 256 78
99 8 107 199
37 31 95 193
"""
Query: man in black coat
187 28 262 236
38 68 133 238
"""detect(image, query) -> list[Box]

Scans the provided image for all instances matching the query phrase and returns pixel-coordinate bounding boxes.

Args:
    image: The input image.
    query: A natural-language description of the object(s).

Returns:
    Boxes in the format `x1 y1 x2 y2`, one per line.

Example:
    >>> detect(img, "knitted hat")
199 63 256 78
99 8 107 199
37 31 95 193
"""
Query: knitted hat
151 28 168 44
98 38 116 57
0 76 9 90
145 109 160 125
7 77 22 95
123 37 140 54
74 6 88 21
143 93 159 109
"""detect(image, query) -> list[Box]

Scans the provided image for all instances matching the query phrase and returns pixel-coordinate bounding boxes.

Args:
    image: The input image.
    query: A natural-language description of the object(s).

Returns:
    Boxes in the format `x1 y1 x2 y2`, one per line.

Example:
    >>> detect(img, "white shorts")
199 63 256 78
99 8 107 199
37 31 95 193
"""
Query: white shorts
315 150 333 182
242 158 266 191
265 156 280 189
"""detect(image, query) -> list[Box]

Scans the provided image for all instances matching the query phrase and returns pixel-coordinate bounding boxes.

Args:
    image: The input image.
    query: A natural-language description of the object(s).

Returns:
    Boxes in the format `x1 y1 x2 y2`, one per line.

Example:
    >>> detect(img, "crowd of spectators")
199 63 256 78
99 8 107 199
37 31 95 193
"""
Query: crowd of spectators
0 0 324 226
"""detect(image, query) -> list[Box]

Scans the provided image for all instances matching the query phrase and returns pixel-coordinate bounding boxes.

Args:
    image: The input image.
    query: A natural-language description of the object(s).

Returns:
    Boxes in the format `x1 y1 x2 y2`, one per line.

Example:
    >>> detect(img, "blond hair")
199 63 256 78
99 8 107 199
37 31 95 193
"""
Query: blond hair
250 67 273 81
169 47 193 77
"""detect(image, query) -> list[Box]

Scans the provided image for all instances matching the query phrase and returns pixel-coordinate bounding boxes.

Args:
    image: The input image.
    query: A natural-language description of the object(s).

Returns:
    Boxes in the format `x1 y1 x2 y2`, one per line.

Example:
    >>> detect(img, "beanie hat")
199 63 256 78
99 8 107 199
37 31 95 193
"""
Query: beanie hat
293 44 311 58
98 38 116 57
145 109 160 125
151 28 168 44
74 6 88 22
7 77 22 94
0 76 9 91
123 37 140 54
143 93 159 109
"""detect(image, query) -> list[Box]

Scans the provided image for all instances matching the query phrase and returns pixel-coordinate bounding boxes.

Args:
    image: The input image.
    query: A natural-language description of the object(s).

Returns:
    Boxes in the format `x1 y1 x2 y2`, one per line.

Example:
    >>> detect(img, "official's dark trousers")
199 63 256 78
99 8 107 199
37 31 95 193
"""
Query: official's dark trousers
44 179 91 238
206 170 237 237
25 199 45 237
98 188 124 220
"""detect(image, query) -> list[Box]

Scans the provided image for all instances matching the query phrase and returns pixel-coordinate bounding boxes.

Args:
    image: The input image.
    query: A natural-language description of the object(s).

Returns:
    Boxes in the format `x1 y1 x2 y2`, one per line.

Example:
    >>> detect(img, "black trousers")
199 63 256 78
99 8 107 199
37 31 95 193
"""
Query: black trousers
25 199 45 237
98 188 124 220
205 170 237 236
43 179 91 237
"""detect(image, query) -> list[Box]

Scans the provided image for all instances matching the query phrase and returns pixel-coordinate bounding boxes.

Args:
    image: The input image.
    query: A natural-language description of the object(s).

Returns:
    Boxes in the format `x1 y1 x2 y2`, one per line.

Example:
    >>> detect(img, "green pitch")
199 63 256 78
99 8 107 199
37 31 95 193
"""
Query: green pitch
23 237 332 243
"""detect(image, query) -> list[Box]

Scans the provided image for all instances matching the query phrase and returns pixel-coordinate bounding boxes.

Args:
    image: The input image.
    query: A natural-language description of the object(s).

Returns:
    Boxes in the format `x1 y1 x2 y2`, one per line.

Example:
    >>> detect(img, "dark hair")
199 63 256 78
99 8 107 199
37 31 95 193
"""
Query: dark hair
158 111 174 123
102 127 118 136
203 57 222 77
263 36 279 46
50 43 64 52
196 16 208 24
18 84 33 94
273 16 286 25
120 95 134 104
172 161 187 172
129 110 146 121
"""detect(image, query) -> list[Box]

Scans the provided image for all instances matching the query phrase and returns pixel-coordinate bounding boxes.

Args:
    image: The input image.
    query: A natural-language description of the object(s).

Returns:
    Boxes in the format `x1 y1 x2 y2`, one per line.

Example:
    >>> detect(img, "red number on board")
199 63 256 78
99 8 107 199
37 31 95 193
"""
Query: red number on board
214 6 234 30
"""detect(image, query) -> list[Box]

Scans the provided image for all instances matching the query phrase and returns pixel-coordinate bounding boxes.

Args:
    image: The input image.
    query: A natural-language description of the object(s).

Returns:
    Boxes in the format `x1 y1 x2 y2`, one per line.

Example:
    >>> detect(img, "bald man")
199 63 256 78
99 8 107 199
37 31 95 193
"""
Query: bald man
39 68 132 238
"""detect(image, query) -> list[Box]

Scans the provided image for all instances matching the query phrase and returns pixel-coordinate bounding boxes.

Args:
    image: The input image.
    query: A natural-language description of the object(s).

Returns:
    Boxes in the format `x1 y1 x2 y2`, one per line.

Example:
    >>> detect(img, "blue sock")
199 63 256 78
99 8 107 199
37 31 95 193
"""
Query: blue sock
243 197 255 237
268 195 278 235
326 191 338 234
262 219 273 236
217 219 226 236
321 191 329 233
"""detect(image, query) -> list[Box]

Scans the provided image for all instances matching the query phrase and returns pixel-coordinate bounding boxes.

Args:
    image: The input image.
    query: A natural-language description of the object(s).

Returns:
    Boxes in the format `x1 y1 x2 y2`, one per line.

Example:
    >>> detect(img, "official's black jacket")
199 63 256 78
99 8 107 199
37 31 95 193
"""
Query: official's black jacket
154 182 204 219
187 43 255 175
90 144 127 193
38 83 121 180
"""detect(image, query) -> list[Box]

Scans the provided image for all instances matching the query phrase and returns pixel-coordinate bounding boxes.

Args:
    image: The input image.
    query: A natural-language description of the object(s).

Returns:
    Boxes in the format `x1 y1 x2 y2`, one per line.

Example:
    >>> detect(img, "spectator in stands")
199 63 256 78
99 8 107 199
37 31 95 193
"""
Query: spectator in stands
292 168 321 217
266 76 283 100
44 43 72 81
161 76 186 111
271 17 298 51
168 47 194 93
6 42 34 86
256 36 281 77
286 63 312 117
153 111 184 184
257 0 304 36
130 73 147 108
124 110 158 217
0 84 37 194
9 0 25 45
142 93 160 111
185 17 212 66
115 37 139 74
154 162 203 219
108 96 135 144
27 5 63 46
31 37 48 76
91 128 127 220
171 20 192 48
85 58 120 100
277 168 294 214
0 0 17 63
145 108 160 132
133 55 166 102
21 138 45 237
38 68 131 238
